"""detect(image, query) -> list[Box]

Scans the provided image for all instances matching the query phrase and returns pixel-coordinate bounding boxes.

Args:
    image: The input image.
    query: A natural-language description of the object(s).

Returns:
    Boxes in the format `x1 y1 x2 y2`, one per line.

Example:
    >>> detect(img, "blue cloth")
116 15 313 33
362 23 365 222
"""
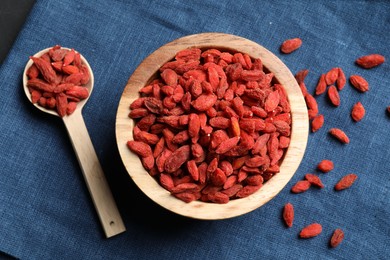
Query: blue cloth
1 0 389 259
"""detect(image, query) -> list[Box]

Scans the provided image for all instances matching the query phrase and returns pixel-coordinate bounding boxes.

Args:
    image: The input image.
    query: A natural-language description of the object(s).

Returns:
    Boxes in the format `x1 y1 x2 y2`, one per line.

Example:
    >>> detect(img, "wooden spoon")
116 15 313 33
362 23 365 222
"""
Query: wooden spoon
23 48 125 237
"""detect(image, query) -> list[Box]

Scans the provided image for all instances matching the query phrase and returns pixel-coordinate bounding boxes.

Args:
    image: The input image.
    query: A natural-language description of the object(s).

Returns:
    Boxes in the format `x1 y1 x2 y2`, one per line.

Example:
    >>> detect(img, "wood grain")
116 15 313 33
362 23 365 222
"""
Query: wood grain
116 33 308 220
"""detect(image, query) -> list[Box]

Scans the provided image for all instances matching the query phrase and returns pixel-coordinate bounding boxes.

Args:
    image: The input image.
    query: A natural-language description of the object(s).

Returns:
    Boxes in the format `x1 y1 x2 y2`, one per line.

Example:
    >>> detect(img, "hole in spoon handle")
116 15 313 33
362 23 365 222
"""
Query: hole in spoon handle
63 110 126 238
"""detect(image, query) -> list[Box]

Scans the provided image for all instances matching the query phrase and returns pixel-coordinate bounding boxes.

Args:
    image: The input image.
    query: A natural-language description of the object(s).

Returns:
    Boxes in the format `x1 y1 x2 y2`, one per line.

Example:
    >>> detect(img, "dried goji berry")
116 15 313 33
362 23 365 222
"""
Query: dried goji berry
311 114 324 133
280 38 302 54
317 159 334 173
283 203 294 228
329 128 350 144
315 74 327 95
351 101 365 122
325 67 339 85
305 173 324 188
355 54 385 69
336 67 346 90
327 85 340 106
299 223 322 238
330 229 344 248
291 180 311 193
334 174 358 191
350 75 369 92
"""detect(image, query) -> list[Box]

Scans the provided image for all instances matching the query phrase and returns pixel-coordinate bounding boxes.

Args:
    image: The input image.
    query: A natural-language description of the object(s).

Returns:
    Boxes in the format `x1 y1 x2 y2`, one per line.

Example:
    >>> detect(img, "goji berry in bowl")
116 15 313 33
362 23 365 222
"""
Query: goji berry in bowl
116 33 309 220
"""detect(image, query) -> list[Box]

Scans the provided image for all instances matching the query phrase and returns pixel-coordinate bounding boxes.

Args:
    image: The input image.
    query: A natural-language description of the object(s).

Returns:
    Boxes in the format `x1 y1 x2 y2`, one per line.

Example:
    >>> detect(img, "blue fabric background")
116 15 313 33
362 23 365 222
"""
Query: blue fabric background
0 0 389 259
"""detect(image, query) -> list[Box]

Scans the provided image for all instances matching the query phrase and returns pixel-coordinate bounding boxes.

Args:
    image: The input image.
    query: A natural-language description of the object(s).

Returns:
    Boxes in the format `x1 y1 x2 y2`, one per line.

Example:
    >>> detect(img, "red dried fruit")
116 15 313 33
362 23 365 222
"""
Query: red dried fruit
210 168 227 186
317 160 334 173
170 183 200 194
174 192 200 203
295 69 309 84
351 102 365 122
63 49 75 66
192 94 218 111
215 136 240 154
305 173 324 188
291 180 311 193
188 113 201 138
283 203 294 228
280 38 302 54
329 128 350 144
311 114 324 133
62 65 80 75
325 68 339 85
65 86 89 99
298 82 308 96
49 45 66 61
349 75 369 92
29 56 57 84
330 228 344 248
336 68 346 90
164 145 190 173
30 90 42 103
305 94 318 119
161 68 178 86
299 223 322 238
236 185 262 198
334 174 358 191
327 85 340 106
264 90 280 112
207 191 229 204
315 74 327 95
159 173 174 191
26 64 39 79
66 102 77 115
355 54 385 69
56 93 68 117
127 141 153 158
27 78 55 93
187 160 199 181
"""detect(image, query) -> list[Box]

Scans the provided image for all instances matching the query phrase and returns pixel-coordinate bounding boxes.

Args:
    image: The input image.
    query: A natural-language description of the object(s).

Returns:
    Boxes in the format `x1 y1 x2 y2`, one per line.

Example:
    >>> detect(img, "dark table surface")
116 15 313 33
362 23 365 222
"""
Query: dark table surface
0 0 36 64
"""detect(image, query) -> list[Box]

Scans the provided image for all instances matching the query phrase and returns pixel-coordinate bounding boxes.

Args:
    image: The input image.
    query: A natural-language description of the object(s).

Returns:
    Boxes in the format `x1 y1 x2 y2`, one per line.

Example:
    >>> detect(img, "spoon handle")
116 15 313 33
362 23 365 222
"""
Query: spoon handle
63 110 126 238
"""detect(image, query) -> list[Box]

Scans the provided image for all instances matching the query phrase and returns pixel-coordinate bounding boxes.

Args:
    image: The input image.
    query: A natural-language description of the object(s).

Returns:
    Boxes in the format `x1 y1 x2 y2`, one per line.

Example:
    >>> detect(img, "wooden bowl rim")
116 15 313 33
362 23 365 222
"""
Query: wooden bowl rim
115 32 308 220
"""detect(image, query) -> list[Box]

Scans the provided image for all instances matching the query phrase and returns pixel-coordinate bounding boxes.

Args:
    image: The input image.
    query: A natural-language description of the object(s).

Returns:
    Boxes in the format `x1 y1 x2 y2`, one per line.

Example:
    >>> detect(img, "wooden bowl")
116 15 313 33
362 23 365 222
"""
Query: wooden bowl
116 33 308 220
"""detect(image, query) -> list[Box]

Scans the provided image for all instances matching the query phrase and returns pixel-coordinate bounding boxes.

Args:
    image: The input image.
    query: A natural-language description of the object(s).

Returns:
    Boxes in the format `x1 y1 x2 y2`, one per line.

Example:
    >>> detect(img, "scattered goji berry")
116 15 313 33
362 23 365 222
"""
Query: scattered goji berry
329 128 350 144
283 203 294 228
327 85 340 106
317 160 334 173
304 173 324 188
334 174 358 191
349 75 369 92
291 180 311 193
311 114 324 133
280 38 302 54
325 68 339 85
315 74 327 95
330 229 345 248
355 54 385 69
351 102 365 122
299 223 322 238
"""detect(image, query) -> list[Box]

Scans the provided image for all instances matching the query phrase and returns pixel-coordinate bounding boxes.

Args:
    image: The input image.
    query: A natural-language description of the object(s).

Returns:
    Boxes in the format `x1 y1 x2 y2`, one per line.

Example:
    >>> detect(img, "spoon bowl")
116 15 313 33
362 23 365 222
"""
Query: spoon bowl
23 48 125 237
22 47 94 116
